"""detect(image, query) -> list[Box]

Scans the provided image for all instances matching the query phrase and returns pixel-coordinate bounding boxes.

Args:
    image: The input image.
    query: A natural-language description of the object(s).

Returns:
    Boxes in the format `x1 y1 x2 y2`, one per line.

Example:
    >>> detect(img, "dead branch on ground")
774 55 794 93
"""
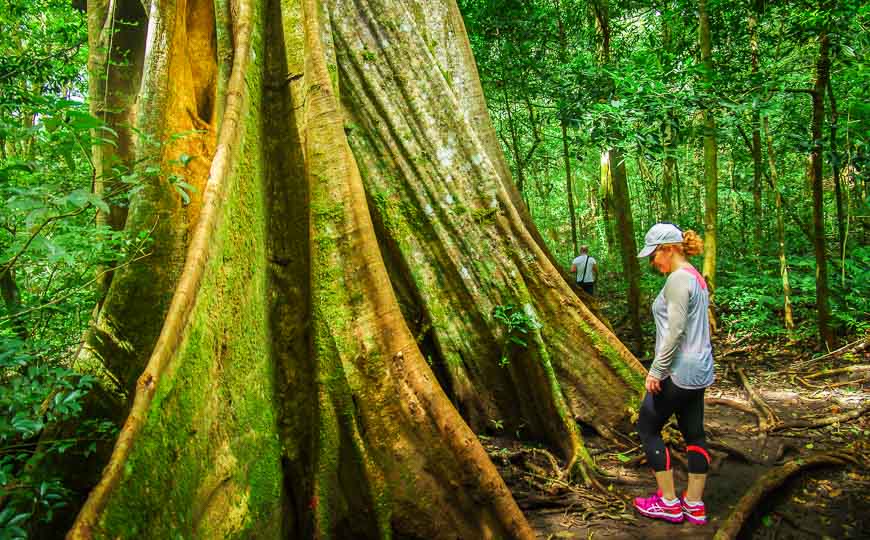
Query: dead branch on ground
706 396 758 416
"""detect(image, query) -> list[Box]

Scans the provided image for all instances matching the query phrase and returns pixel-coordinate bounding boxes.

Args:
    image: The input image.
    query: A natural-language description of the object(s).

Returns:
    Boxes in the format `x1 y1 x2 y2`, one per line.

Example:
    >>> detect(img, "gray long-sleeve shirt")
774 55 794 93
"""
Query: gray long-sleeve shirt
649 266 715 389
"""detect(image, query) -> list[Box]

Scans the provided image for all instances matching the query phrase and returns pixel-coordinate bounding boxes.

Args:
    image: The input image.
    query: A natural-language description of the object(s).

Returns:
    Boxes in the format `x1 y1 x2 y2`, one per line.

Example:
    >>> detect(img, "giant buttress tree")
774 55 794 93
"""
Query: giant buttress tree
68 0 645 537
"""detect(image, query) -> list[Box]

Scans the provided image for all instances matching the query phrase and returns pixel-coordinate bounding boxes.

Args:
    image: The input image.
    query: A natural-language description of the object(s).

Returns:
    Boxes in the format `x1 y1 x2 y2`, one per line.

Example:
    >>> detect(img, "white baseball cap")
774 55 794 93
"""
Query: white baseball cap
637 223 683 258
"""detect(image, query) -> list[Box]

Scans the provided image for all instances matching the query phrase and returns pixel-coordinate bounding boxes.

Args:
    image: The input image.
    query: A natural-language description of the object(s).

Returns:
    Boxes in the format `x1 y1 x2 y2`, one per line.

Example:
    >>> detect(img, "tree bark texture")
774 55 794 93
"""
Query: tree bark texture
82 0 221 395
68 0 645 537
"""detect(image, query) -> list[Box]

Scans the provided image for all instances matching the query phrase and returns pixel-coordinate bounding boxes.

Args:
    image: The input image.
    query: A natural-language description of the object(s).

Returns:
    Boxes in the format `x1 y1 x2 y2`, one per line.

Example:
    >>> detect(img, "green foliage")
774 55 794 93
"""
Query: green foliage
460 0 869 347
0 339 117 537
0 0 156 534
492 303 538 366
716 247 870 340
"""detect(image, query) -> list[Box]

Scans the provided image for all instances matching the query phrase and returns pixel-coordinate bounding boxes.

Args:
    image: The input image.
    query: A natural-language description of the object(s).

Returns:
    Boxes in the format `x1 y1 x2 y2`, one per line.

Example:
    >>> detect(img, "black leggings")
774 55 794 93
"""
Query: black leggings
637 377 710 474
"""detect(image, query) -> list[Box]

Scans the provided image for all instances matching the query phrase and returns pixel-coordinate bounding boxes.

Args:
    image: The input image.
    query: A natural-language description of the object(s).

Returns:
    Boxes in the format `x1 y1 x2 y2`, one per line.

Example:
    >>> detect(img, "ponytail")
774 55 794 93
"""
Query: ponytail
682 230 704 256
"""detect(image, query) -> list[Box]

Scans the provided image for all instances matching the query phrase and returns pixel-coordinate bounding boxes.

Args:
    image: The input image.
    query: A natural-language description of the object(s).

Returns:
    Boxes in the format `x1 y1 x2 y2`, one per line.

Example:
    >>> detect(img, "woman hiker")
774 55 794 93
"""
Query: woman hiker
633 222 714 525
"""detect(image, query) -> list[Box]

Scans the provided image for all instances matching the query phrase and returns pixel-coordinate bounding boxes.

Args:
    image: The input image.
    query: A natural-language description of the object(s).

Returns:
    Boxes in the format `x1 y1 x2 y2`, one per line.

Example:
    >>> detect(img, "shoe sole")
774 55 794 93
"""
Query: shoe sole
634 504 684 523
682 504 707 525
683 514 707 525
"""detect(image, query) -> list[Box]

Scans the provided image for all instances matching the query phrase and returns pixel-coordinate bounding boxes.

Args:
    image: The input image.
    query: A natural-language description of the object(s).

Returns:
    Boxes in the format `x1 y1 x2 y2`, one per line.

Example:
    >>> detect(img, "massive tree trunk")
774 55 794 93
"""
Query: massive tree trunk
67 0 644 537
81 0 218 395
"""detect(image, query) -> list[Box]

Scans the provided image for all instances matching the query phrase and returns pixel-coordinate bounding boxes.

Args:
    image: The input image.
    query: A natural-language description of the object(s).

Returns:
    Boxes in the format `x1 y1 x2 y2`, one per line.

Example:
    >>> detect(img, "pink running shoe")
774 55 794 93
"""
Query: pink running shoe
681 497 707 525
633 490 684 523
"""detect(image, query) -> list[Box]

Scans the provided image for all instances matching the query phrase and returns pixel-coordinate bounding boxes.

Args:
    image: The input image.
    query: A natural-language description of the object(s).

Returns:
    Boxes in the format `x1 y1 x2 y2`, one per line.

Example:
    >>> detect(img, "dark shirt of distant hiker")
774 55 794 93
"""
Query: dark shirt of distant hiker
570 246 597 295
632 222 715 526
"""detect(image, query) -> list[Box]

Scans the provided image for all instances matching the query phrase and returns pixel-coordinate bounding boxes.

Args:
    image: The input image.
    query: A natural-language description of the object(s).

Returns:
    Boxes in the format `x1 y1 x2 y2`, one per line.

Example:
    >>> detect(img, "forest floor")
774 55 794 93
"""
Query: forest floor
484 336 870 539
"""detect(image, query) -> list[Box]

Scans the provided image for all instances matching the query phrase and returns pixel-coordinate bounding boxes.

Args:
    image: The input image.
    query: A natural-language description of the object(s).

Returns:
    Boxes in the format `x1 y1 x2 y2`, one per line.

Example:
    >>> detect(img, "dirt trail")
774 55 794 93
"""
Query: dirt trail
488 343 870 539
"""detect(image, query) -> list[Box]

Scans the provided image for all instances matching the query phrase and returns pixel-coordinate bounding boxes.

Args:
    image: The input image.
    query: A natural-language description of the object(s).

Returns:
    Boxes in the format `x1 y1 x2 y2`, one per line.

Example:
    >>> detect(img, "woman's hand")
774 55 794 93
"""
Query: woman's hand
645 373 662 395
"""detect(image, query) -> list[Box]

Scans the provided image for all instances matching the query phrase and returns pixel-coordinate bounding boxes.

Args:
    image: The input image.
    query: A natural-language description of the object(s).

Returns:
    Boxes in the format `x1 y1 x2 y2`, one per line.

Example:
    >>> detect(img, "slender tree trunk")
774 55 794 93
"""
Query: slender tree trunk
600 154 616 253
827 79 845 262
749 9 764 253
809 31 835 349
502 85 526 195
87 0 148 235
606 150 643 349
591 0 642 348
660 16 675 220
699 0 718 330
562 124 579 255
0 267 27 341
763 116 794 331
554 0 578 255
662 114 677 221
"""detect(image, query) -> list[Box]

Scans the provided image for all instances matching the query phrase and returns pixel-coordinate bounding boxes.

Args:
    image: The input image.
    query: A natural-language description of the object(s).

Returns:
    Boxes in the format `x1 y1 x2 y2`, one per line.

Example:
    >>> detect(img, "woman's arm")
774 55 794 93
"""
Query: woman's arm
648 271 693 381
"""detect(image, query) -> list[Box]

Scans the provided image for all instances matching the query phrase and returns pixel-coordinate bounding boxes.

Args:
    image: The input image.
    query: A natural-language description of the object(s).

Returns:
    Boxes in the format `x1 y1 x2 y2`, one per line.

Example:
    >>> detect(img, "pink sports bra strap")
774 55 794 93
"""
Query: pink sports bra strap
683 266 708 290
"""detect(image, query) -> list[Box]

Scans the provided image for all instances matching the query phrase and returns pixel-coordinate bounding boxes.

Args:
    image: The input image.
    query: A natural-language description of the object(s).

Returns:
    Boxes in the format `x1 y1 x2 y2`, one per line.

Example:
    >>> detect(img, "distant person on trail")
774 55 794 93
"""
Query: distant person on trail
571 246 597 295
633 223 714 526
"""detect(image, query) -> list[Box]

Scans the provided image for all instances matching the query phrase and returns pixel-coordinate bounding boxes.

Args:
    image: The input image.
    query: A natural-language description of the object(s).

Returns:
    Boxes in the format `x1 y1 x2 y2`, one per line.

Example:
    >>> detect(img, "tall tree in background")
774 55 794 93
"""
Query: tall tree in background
808 28 835 349
699 0 719 330
67 0 644 537
748 1 765 253
555 0 580 256
591 0 642 350
660 10 678 221
827 79 846 266
763 116 795 331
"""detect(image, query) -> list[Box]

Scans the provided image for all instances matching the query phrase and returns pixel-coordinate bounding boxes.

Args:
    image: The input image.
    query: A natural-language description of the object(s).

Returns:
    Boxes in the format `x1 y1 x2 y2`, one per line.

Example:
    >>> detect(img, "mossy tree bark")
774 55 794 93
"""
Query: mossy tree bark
68 0 645 537
82 0 221 396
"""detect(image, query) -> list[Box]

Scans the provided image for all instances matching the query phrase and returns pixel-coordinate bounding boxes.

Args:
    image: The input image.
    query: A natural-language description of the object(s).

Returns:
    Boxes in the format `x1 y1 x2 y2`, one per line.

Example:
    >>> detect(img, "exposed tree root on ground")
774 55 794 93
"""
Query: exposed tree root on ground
705 396 758 416
773 401 870 430
514 338 869 539
735 366 778 431
789 337 868 370
797 374 870 389
803 364 870 379
712 451 860 540
707 439 770 465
